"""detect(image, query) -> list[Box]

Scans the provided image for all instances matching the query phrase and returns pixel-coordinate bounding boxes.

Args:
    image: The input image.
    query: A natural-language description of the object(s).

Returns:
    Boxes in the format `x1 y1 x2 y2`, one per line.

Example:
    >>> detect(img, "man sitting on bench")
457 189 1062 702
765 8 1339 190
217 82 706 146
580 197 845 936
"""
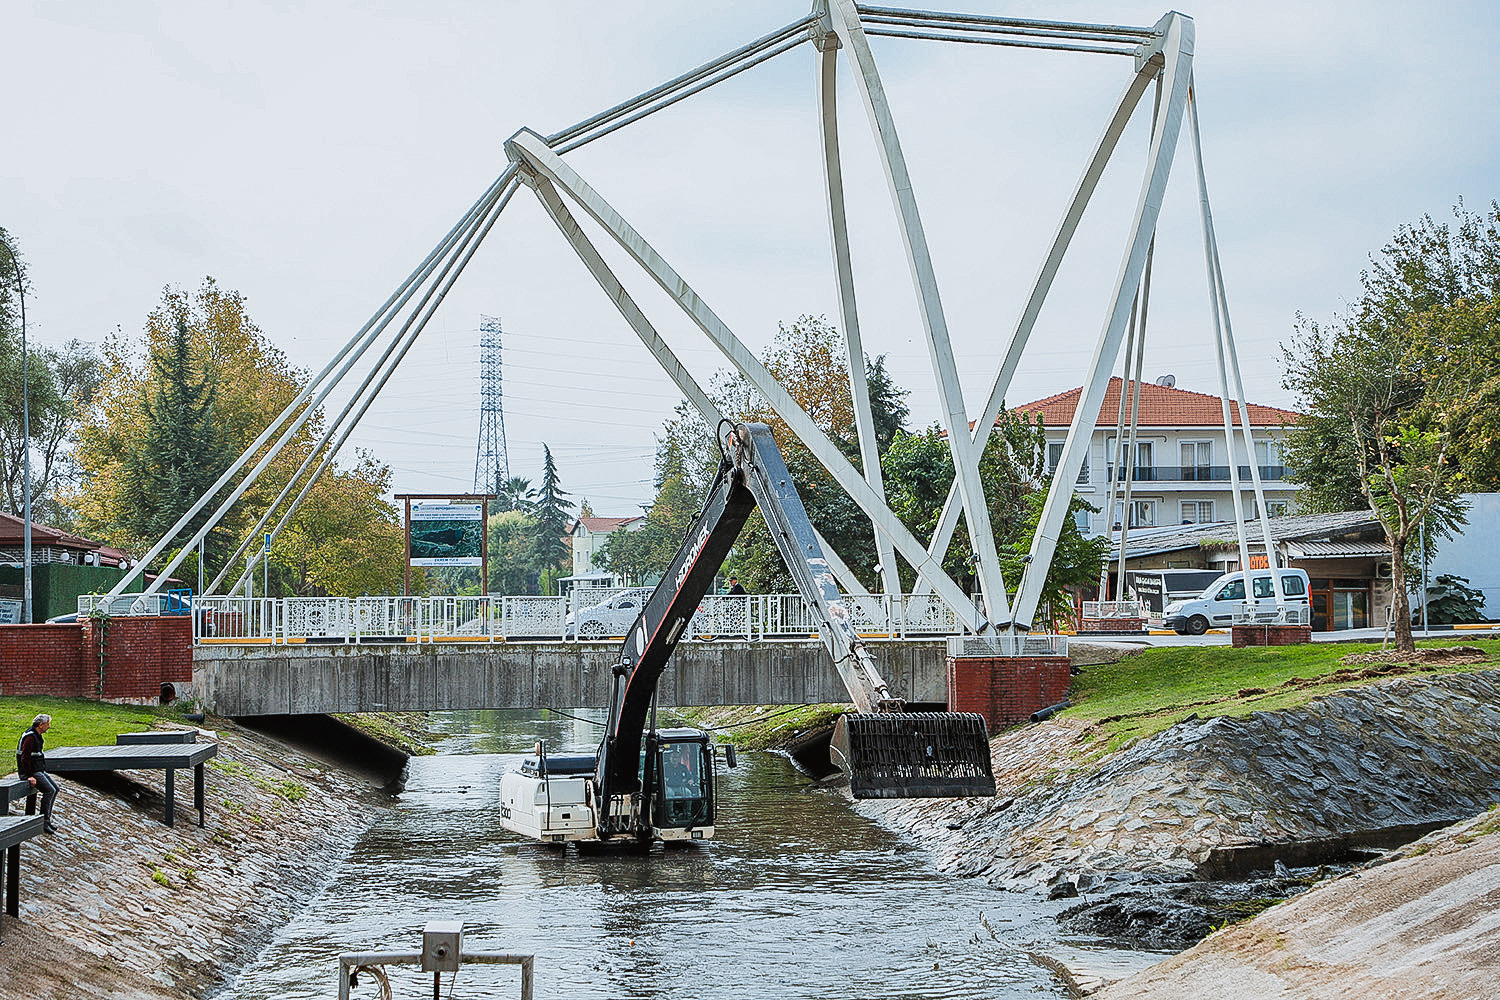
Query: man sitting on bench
16 715 58 835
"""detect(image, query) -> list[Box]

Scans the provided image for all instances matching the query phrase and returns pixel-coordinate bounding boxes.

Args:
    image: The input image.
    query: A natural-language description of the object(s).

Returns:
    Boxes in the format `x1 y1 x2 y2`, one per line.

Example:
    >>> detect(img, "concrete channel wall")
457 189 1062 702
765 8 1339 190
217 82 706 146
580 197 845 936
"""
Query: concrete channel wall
193 640 949 716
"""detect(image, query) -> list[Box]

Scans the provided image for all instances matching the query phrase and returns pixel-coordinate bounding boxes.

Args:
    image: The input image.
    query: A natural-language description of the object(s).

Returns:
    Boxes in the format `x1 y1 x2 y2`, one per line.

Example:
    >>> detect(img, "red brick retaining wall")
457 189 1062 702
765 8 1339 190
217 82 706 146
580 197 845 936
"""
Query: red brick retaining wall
947 655 1071 730
0 624 90 696
0 617 192 703
1231 624 1314 647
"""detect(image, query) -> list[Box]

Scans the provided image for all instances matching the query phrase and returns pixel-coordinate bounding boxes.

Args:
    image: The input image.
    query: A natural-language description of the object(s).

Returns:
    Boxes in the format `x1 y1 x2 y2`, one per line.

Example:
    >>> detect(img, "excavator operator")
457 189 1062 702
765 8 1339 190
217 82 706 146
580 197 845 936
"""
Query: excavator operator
662 744 700 800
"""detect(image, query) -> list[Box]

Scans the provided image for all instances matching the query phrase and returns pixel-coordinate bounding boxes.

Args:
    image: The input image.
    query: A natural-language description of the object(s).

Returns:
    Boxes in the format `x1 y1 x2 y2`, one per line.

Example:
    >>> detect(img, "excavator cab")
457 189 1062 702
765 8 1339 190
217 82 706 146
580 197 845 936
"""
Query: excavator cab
644 729 719 840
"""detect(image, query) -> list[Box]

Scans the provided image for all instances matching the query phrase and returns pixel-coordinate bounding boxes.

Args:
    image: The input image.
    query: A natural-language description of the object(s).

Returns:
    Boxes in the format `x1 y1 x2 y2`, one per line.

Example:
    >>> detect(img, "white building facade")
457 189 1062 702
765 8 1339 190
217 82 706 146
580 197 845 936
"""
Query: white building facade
568 515 645 583
1015 378 1302 537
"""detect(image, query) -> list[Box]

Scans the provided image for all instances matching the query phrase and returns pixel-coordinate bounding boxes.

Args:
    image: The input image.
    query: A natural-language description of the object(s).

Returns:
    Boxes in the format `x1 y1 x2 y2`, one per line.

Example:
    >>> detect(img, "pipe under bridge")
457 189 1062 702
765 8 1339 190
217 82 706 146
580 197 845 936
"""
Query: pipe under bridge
193 639 949 717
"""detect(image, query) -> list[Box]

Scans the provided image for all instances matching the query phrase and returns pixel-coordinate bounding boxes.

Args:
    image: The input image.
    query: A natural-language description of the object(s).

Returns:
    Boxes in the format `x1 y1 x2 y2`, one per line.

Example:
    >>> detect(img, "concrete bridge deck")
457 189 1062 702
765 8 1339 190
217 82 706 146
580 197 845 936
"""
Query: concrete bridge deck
194 639 948 716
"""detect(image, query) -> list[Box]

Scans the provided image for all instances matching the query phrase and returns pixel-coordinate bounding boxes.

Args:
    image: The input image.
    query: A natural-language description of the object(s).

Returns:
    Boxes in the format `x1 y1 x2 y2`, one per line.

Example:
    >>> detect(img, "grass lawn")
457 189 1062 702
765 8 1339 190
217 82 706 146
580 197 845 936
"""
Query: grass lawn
1066 638 1500 751
0 696 192 753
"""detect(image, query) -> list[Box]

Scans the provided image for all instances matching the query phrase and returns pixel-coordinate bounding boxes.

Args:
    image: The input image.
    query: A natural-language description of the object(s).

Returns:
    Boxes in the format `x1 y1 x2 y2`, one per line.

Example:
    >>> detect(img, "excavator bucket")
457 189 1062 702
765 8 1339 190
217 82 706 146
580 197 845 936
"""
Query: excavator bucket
831 712 995 799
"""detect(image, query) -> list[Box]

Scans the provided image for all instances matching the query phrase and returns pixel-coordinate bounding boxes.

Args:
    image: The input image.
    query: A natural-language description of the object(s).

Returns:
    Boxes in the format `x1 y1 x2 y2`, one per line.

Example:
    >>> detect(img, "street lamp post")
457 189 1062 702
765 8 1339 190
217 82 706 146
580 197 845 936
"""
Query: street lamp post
0 235 30 624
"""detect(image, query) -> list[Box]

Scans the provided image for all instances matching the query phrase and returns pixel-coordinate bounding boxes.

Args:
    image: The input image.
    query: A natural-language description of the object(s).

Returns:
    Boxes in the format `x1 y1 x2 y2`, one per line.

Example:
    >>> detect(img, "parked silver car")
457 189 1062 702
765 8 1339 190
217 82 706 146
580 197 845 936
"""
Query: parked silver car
566 588 653 639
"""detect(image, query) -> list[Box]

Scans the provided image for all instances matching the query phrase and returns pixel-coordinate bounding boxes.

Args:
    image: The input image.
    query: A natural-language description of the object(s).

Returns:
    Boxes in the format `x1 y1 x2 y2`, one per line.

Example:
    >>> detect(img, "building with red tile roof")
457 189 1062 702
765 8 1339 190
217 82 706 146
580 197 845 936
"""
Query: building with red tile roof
1009 377 1302 536
568 514 646 586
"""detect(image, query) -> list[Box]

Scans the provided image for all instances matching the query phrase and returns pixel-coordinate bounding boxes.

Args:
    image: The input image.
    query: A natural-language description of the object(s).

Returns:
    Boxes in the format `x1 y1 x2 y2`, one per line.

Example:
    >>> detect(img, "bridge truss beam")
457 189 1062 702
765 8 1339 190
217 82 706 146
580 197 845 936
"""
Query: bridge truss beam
108 4 1284 636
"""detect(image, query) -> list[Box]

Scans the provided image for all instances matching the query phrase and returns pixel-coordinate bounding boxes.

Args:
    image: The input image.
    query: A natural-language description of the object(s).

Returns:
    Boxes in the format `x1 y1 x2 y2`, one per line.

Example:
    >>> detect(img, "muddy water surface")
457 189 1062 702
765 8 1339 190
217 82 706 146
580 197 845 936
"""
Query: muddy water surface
225 710 1077 999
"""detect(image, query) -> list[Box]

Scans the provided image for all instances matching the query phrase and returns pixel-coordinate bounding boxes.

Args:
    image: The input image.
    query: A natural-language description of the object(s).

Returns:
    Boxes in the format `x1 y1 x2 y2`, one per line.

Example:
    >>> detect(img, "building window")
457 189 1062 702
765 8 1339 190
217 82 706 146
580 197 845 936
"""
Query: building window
1114 499 1156 528
1250 499 1292 519
1073 508 1092 534
1106 440 1154 482
1048 441 1090 485
1180 500 1214 524
1180 441 1212 480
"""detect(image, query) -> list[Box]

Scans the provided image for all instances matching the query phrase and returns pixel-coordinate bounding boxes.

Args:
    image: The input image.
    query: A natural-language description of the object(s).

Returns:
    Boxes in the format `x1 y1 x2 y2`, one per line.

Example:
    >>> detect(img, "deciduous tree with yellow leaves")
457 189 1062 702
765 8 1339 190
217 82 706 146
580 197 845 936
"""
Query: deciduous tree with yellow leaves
70 278 404 596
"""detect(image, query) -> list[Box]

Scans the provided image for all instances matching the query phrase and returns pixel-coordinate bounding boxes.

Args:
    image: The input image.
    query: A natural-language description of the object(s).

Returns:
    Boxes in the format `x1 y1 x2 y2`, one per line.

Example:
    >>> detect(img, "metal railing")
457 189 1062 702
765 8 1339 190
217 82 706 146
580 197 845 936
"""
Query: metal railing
1231 602 1311 626
1081 600 1144 619
1106 464 1287 482
183 591 985 645
946 633 1069 658
78 592 188 617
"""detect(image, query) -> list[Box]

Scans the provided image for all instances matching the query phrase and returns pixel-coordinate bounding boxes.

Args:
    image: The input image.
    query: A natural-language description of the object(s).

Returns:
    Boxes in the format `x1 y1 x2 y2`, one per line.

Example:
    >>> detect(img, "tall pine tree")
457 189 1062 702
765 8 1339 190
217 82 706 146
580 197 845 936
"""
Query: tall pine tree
120 314 227 565
529 444 573 591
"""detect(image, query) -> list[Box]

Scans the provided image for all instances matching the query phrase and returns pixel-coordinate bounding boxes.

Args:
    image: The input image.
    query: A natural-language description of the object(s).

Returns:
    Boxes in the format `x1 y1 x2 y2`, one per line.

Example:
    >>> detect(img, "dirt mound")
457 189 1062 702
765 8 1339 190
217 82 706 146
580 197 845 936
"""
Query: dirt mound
1339 644 1486 667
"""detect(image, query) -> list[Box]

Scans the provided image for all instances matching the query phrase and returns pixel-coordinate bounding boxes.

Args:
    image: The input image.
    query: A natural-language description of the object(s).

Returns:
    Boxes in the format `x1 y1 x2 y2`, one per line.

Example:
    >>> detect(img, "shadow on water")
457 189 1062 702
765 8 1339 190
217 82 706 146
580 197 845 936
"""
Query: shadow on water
224 709 1073 1000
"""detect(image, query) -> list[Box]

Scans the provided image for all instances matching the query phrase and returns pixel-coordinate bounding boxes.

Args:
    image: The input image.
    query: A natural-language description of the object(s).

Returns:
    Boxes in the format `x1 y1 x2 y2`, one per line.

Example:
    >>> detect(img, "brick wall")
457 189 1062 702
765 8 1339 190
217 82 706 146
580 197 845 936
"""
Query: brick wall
0 617 192 704
947 655 1071 730
0 624 90 696
1231 624 1314 647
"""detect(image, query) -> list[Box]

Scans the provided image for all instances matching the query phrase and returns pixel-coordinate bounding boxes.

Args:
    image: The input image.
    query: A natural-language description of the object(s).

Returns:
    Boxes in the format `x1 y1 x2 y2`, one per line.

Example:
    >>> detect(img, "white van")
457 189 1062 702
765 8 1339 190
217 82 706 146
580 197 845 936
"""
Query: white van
1162 569 1310 635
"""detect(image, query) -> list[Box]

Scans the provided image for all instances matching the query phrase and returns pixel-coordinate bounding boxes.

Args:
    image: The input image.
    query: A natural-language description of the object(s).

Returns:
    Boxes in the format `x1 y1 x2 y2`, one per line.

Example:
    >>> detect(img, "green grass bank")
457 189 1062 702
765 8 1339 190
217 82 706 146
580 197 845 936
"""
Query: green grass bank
1066 638 1500 750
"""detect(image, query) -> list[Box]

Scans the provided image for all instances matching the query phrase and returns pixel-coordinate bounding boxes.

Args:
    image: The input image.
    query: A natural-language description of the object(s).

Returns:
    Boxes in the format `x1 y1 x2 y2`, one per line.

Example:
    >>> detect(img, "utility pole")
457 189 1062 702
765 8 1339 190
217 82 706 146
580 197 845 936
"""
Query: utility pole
0 234 31 624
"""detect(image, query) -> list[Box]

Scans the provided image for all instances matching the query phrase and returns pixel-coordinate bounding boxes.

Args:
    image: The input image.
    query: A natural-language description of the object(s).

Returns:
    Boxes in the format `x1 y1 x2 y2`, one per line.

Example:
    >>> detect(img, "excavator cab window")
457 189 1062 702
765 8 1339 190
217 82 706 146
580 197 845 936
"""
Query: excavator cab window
654 741 712 829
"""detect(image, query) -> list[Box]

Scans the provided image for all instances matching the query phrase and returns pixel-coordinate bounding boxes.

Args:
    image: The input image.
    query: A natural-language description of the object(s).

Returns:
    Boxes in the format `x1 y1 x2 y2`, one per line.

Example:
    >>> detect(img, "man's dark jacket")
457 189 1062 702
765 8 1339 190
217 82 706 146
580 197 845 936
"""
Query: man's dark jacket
17 727 45 777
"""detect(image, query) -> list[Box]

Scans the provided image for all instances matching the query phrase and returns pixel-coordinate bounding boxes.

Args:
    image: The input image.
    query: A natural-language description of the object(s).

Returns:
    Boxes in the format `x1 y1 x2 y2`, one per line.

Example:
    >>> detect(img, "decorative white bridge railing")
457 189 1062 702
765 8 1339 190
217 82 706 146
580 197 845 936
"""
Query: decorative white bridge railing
1080 600 1144 619
179 592 971 645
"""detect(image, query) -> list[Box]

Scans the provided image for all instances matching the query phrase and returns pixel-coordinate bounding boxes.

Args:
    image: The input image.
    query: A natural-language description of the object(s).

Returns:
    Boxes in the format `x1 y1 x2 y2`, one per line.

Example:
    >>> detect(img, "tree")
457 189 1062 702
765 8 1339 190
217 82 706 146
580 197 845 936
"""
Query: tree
118 314 227 557
487 509 539 594
494 475 535 514
1282 203 1498 652
881 411 1105 620
274 452 405 596
0 230 104 523
596 472 699 586
71 278 403 595
528 444 574 589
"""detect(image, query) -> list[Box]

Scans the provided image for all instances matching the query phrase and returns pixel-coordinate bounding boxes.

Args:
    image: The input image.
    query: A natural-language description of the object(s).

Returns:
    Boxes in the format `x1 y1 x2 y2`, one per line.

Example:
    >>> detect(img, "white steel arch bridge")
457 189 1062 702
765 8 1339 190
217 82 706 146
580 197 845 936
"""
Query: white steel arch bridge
104 1 1298 636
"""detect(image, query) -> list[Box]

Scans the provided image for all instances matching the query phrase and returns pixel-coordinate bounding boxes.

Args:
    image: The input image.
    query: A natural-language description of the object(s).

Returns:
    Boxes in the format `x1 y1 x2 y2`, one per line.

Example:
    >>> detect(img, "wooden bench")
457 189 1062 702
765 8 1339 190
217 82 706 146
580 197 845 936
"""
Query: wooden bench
0 776 35 814
46 743 218 828
0 809 44 939
117 730 198 745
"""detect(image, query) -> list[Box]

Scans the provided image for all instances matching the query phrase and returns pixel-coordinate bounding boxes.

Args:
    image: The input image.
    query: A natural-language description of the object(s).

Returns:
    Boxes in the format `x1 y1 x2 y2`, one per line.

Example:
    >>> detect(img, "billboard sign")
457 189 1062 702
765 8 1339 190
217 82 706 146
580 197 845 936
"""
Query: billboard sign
409 503 484 567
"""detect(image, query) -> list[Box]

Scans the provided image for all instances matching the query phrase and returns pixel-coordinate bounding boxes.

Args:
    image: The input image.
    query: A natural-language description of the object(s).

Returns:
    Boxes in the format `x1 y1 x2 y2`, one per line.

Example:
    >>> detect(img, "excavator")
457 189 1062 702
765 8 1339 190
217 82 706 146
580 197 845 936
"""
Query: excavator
498 422 994 846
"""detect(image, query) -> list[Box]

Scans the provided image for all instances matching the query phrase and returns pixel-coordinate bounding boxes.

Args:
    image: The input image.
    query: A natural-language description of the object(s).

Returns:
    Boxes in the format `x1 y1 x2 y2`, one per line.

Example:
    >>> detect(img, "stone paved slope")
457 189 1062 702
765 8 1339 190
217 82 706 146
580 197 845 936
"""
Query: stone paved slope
863 670 1500 888
0 720 386 998
1096 809 1500 1000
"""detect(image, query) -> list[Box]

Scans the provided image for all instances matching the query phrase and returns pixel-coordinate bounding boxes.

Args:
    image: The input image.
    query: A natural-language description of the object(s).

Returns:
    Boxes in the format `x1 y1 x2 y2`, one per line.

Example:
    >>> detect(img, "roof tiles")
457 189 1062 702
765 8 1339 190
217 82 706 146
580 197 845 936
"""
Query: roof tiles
1013 377 1299 429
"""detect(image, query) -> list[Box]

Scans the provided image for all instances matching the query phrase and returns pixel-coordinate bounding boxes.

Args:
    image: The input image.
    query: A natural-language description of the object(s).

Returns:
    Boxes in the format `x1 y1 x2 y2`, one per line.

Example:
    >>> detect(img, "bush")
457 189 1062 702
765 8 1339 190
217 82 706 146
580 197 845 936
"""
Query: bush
1415 574 1487 625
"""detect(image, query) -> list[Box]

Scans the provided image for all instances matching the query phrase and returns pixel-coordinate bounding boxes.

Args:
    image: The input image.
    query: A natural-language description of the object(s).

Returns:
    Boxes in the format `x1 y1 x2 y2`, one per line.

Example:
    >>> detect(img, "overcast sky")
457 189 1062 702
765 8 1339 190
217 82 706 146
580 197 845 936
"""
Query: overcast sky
7 1 1499 514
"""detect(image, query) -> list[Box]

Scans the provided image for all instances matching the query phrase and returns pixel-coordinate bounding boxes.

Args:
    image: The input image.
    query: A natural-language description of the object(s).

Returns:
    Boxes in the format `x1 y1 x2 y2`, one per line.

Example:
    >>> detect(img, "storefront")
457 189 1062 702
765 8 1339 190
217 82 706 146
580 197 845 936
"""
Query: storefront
1109 512 1392 631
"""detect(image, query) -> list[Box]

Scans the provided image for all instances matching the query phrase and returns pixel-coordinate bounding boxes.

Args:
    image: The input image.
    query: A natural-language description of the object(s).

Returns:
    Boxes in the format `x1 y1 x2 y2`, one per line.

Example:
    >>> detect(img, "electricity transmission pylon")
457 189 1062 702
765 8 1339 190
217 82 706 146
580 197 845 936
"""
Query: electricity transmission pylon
474 315 509 495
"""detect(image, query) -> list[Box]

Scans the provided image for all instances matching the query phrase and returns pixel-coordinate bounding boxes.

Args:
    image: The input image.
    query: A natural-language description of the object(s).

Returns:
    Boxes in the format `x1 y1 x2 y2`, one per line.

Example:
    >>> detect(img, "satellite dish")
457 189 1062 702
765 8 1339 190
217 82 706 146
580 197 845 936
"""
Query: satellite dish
1155 374 1176 388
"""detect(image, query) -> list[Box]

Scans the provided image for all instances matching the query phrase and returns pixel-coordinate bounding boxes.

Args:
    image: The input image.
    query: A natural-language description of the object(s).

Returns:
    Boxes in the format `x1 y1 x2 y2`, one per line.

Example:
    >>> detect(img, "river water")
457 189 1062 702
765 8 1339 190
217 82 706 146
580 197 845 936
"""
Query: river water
226 710 1081 999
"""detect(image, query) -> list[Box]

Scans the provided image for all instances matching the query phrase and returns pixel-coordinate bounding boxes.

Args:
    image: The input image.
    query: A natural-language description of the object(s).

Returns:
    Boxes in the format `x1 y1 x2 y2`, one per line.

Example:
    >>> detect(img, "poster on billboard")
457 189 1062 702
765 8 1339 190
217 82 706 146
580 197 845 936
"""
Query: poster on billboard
409 503 484 567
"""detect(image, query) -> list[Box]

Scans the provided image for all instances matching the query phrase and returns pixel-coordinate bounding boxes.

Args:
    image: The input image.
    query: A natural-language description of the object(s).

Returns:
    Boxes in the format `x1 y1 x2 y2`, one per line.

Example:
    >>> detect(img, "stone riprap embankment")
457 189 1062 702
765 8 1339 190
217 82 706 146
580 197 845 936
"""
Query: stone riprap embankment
1095 808 1500 1000
862 670 1500 891
0 720 391 999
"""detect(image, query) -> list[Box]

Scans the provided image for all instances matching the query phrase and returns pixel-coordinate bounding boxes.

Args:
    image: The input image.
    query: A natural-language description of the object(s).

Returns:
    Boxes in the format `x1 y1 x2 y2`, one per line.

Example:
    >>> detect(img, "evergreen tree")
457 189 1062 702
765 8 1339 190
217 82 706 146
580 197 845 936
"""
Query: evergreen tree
120 314 227 563
528 444 573 583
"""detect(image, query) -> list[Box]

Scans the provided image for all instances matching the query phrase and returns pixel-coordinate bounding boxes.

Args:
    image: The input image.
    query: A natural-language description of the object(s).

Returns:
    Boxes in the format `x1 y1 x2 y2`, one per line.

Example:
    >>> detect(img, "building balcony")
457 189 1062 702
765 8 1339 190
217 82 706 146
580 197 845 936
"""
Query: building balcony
1107 465 1287 483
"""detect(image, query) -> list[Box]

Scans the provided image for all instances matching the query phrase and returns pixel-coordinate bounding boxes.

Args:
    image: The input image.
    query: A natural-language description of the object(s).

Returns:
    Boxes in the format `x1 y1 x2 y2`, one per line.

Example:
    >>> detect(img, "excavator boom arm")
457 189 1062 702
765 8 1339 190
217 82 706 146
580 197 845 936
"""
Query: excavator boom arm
596 423 994 818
